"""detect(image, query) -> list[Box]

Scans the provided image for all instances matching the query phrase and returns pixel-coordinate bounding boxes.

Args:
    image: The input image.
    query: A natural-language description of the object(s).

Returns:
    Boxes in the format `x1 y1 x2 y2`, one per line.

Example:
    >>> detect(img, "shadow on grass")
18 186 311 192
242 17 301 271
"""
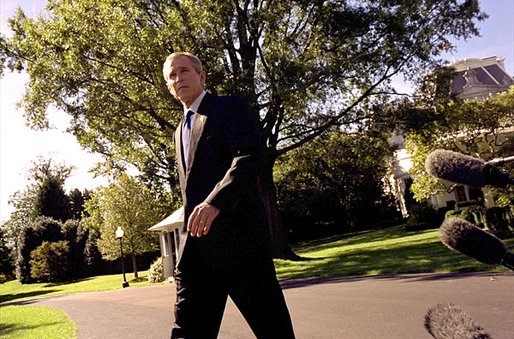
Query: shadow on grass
0 319 66 337
277 237 513 289
130 277 147 283
43 277 94 288
0 324 17 337
293 227 439 256
0 289 62 304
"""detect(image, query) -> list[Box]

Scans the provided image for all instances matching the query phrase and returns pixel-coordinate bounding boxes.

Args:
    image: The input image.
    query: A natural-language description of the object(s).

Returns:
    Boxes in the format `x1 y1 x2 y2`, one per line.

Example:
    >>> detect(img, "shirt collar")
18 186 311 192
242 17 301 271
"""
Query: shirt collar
184 90 206 116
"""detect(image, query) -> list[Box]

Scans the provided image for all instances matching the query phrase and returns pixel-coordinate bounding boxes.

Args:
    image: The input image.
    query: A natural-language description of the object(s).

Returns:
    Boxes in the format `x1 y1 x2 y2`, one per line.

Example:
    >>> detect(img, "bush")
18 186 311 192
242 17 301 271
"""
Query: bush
485 207 511 232
405 203 440 230
62 219 89 279
459 205 485 226
30 241 70 282
444 209 458 219
148 257 164 283
84 230 104 276
0 274 9 283
0 229 15 281
16 216 64 283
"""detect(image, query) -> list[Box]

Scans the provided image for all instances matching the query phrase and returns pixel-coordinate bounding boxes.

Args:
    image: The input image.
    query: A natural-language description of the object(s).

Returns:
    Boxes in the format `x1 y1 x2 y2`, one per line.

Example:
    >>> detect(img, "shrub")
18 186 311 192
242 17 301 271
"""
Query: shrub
459 205 485 226
84 230 104 276
444 209 458 219
148 257 164 283
405 203 440 230
0 274 9 283
30 241 70 282
0 228 14 281
16 216 64 283
62 219 89 279
485 207 511 232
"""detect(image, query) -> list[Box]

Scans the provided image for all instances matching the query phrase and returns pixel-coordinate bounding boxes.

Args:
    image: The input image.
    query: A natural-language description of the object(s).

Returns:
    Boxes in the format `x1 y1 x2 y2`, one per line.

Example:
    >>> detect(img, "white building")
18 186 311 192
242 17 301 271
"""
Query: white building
148 207 183 280
451 56 514 100
390 56 514 217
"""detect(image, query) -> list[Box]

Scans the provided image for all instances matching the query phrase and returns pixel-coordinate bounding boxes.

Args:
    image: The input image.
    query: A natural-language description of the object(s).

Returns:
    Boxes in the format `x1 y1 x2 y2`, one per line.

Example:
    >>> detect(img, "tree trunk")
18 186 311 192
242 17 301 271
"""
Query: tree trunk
258 158 303 260
131 252 138 279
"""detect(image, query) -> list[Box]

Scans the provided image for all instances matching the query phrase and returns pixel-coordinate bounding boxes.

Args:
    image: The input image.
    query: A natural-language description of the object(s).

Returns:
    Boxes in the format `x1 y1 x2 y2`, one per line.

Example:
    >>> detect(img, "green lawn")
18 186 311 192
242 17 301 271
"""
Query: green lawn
274 226 514 279
2 227 513 303
0 305 77 339
0 271 152 304
1 226 512 339
0 271 152 339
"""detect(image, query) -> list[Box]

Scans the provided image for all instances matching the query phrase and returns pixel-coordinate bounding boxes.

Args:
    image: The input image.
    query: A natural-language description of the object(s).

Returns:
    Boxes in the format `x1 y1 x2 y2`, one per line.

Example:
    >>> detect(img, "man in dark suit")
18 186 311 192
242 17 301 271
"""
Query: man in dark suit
163 52 295 339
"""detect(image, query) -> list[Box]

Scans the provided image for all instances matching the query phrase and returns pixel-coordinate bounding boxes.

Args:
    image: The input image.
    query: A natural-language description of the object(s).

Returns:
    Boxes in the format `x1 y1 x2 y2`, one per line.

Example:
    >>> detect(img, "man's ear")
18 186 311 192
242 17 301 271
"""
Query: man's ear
200 71 207 85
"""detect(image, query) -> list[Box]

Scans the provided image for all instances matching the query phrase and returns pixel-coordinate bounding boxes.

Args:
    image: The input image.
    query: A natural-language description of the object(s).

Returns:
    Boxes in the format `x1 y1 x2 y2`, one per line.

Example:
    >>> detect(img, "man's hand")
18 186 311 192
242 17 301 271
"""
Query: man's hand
187 202 220 237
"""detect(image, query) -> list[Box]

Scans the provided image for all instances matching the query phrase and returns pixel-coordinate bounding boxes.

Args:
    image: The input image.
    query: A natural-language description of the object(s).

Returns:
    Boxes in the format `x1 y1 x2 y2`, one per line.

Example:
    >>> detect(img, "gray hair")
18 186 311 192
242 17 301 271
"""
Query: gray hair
162 52 203 81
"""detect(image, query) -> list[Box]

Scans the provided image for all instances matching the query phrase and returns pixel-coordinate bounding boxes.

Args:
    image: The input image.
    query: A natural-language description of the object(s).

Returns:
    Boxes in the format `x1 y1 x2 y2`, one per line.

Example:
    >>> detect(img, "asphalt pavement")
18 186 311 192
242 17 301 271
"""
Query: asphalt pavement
13 272 514 338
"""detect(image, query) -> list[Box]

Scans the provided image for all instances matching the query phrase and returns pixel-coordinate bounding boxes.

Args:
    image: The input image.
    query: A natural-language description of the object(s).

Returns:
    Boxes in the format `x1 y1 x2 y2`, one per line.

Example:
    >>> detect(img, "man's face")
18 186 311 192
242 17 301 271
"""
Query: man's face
166 55 206 107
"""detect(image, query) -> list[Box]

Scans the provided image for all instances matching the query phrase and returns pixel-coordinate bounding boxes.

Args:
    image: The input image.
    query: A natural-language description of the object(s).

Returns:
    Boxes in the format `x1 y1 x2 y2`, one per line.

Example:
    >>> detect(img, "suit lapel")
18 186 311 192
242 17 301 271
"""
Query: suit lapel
175 93 212 180
174 110 208 179
186 113 207 174
174 127 186 183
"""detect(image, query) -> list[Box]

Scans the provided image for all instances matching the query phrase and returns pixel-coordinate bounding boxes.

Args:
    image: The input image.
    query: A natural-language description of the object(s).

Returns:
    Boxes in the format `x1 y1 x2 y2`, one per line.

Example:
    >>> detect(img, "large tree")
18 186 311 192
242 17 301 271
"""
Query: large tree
29 158 73 221
91 174 162 278
68 188 90 220
0 0 486 258
0 158 73 256
275 128 400 239
33 173 71 222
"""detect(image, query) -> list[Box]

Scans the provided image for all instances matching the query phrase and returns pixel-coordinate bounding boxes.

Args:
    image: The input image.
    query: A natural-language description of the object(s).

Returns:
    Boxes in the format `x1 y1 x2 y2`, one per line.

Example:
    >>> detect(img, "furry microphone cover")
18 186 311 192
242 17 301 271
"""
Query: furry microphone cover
425 303 491 339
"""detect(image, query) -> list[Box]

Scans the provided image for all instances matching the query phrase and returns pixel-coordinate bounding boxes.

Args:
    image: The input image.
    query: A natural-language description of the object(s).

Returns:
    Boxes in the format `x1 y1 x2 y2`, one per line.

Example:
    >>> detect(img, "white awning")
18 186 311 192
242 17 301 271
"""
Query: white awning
149 206 184 232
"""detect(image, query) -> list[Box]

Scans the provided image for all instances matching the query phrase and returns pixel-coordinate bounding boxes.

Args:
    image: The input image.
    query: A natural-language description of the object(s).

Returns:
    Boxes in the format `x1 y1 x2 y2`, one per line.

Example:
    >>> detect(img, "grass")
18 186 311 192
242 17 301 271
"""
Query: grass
0 305 77 339
2 227 513 303
0 271 152 339
274 225 514 279
0 271 152 304
0 226 512 338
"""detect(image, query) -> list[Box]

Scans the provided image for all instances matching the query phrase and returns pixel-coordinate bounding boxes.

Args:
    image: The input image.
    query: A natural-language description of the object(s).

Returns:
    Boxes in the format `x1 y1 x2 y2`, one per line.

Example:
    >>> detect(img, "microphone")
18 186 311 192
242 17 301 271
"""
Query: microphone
425 149 513 187
424 303 492 339
440 217 514 271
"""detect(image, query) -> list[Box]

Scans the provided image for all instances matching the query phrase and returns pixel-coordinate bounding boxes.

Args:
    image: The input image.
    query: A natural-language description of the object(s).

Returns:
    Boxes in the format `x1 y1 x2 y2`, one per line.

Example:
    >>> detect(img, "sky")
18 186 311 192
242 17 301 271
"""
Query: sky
0 0 513 223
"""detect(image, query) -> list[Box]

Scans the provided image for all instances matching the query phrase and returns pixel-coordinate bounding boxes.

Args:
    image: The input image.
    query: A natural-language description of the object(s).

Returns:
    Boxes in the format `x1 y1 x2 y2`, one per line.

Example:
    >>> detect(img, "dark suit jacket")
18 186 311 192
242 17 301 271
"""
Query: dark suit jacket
174 93 269 271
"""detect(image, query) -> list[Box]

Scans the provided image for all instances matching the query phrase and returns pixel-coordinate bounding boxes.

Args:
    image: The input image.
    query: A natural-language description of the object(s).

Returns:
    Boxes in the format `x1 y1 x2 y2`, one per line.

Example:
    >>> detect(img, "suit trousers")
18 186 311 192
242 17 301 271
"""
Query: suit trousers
171 241 296 339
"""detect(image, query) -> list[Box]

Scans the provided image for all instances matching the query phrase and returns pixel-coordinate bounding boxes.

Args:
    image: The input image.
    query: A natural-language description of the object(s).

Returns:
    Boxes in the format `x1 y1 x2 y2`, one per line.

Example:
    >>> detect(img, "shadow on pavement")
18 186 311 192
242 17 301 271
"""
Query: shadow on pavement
279 271 510 289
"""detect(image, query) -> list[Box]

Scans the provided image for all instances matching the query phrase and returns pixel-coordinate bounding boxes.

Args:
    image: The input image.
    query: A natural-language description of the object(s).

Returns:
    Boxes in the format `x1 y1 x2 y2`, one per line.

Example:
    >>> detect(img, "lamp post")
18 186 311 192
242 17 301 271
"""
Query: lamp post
115 226 129 288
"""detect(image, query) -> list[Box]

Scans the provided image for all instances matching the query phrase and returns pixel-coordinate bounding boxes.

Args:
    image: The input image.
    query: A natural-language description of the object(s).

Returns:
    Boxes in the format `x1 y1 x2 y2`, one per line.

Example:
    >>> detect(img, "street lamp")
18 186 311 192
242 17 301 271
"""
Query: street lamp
115 226 129 288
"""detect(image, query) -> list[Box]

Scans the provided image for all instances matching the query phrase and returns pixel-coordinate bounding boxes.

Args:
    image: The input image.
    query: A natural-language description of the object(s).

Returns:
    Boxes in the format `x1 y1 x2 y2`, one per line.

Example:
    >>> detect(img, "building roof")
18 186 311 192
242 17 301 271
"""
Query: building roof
450 56 514 97
149 206 183 232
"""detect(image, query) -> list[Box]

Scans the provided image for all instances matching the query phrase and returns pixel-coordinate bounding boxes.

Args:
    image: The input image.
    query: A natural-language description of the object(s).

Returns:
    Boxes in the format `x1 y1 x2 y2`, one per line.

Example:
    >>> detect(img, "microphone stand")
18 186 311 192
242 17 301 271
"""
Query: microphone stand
485 155 514 166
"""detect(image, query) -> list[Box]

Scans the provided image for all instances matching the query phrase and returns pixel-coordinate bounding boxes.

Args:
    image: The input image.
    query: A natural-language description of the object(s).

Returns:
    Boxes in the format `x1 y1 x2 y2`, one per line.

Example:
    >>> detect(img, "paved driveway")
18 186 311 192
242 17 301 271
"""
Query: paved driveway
20 272 514 338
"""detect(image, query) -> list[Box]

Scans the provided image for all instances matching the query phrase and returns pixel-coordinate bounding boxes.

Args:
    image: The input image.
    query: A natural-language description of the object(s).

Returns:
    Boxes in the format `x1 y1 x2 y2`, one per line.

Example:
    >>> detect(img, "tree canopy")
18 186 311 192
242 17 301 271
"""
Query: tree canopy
88 174 163 278
275 128 400 239
401 86 514 204
0 158 77 254
1 0 487 182
1 0 487 257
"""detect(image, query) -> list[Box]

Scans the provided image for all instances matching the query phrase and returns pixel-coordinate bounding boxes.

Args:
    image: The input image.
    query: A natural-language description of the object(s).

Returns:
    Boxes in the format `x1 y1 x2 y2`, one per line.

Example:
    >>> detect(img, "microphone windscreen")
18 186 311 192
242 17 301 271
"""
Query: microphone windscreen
424 303 492 339
440 217 507 265
425 150 486 187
